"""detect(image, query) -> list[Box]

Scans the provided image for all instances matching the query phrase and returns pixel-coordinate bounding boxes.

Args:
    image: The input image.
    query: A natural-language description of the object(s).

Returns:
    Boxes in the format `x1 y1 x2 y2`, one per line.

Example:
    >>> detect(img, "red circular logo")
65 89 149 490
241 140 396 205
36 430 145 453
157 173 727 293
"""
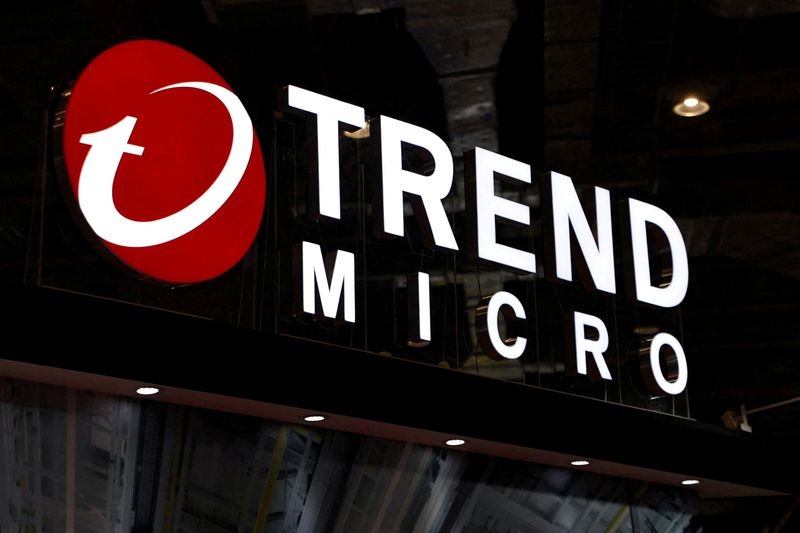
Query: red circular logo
61 40 266 284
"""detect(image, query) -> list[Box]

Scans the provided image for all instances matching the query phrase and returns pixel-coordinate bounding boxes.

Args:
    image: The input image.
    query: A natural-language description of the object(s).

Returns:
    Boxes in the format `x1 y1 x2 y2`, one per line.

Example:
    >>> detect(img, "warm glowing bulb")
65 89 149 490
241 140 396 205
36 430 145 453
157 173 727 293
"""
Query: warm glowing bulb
571 460 590 466
136 386 160 396
303 415 326 422
681 479 700 486
673 97 709 117
445 438 466 446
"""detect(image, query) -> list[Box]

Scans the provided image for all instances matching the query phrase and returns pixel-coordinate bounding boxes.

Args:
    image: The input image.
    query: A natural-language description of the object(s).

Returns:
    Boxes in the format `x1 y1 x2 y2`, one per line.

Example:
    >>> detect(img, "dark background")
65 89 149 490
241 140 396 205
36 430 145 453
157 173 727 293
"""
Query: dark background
1 0 799 530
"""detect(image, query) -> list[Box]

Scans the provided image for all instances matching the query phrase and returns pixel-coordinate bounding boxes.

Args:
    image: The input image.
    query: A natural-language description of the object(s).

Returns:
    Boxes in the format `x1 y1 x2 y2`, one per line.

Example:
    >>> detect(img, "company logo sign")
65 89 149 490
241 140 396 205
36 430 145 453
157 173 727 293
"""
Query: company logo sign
61 40 266 283
58 40 689 398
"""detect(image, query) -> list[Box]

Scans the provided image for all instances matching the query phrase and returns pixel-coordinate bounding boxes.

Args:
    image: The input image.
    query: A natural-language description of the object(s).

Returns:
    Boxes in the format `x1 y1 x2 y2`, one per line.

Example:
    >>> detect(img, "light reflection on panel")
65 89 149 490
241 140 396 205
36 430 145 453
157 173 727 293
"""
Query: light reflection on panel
0 378 697 532
0 379 138 532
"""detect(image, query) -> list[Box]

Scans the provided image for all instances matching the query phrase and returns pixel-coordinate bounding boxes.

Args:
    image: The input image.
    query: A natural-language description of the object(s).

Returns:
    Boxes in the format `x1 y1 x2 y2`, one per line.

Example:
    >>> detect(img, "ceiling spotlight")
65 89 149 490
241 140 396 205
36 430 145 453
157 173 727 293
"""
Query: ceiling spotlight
681 479 701 486
135 386 160 396
673 96 710 117
303 415 326 422
445 438 467 447
571 460 590 466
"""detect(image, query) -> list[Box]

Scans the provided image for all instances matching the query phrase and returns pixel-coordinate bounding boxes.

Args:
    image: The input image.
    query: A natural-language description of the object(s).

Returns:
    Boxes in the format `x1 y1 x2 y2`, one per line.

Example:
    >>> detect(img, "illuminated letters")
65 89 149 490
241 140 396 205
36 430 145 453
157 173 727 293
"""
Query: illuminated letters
279 87 690 396
296 241 355 323
372 115 458 250
281 85 366 220
627 198 689 308
643 332 688 395
543 172 615 294
64 42 695 406
465 147 536 273
476 291 527 360
408 272 431 343
572 311 612 380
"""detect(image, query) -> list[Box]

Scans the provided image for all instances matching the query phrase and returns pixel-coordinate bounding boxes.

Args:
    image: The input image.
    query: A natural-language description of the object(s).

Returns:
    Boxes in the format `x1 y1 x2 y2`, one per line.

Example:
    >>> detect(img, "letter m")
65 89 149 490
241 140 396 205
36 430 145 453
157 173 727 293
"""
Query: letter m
294 241 355 323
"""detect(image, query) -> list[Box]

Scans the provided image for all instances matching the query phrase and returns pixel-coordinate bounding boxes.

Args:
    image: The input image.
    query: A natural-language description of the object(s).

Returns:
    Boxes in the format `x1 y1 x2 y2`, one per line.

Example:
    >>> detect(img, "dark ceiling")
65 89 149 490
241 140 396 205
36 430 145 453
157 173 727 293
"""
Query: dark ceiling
1 0 799 507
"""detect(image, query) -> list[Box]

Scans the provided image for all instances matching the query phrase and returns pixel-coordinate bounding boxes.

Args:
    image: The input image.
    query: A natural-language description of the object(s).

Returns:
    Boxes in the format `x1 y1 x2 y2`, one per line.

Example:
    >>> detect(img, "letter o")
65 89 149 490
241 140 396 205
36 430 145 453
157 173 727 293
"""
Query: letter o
644 332 688 395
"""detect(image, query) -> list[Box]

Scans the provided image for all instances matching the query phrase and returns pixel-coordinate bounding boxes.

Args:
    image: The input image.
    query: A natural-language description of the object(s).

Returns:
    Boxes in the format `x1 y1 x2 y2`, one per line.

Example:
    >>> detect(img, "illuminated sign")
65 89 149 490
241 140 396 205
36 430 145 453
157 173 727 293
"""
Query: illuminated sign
59 40 266 283
280 84 689 396
59 41 690 396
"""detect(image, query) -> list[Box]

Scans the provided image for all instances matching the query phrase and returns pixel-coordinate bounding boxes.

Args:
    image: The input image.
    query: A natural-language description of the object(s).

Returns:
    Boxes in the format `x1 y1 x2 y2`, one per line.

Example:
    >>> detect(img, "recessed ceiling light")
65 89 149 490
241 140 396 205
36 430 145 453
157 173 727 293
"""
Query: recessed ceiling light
571 460 590 466
681 479 701 486
135 386 160 396
673 96 710 117
303 415 326 422
445 438 466 447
